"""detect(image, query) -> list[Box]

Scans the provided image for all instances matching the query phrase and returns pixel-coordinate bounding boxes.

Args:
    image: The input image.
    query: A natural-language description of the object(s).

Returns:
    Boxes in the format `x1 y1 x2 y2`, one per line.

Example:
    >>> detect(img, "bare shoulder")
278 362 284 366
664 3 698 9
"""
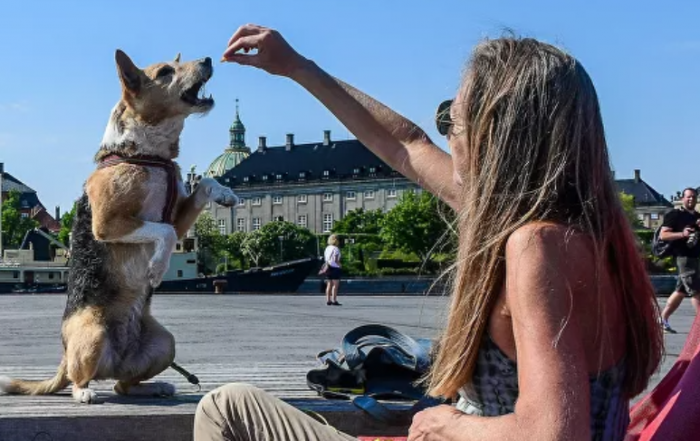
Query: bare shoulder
506 221 592 264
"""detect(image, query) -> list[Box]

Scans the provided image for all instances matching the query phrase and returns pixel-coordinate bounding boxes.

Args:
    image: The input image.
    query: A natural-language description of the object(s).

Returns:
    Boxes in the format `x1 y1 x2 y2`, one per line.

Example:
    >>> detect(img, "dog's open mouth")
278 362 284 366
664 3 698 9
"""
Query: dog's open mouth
181 80 214 108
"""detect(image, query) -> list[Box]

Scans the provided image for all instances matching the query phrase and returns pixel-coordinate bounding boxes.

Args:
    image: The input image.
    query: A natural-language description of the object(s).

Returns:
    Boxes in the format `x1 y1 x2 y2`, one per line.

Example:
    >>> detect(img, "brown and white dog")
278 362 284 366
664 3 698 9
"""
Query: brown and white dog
0 50 237 403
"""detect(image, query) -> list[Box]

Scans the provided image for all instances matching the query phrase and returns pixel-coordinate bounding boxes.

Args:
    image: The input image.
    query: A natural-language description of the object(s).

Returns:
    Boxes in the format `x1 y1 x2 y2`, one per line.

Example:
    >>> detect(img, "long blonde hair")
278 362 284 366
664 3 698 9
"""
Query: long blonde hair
427 37 663 400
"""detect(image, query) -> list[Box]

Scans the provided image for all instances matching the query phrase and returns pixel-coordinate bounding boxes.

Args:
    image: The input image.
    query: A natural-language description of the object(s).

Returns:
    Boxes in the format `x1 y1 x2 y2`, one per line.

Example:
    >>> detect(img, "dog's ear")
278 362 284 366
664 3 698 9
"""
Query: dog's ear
174 53 181 63
115 49 142 94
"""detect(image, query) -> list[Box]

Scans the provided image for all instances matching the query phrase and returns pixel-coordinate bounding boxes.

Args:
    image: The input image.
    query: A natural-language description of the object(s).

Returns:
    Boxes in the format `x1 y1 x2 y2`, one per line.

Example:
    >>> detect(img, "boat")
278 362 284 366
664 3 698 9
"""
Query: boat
0 228 317 294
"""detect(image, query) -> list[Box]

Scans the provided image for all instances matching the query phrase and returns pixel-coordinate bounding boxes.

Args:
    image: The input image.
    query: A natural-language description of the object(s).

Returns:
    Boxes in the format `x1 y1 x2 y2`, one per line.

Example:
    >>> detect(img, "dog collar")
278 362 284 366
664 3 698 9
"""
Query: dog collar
97 154 178 224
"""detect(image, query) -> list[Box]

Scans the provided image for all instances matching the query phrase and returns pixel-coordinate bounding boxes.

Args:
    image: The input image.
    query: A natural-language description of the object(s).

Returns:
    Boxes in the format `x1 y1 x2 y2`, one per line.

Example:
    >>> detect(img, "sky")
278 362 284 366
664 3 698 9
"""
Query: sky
1 0 699 213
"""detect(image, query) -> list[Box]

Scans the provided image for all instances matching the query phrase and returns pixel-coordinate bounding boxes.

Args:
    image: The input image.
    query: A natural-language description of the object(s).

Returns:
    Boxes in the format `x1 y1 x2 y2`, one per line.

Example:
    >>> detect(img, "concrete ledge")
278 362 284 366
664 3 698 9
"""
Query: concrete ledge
0 398 412 441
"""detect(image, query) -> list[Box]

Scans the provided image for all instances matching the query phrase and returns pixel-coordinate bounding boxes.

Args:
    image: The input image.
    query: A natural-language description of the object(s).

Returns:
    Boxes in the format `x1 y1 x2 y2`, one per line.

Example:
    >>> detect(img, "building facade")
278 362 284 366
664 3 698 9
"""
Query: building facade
616 169 673 229
210 129 421 235
0 163 61 234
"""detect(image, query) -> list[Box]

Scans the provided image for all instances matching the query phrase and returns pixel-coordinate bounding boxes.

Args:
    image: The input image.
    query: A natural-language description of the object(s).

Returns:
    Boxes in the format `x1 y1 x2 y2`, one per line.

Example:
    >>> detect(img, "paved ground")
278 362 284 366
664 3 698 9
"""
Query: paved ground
0 293 694 396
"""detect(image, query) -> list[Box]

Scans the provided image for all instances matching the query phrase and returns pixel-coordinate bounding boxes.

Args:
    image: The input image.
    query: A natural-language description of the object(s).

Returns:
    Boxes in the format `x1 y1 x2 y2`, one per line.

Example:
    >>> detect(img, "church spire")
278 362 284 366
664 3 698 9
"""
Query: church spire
229 98 246 150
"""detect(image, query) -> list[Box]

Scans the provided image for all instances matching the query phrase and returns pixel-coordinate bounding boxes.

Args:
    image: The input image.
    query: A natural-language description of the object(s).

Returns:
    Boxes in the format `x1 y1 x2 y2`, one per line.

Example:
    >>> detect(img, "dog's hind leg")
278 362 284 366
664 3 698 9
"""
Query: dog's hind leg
62 307 107 404
114 314 176 397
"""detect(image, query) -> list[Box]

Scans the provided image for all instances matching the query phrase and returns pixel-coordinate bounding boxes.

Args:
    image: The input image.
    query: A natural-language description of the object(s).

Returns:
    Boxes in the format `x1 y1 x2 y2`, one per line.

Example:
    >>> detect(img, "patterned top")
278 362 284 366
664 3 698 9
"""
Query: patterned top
455 334 629 441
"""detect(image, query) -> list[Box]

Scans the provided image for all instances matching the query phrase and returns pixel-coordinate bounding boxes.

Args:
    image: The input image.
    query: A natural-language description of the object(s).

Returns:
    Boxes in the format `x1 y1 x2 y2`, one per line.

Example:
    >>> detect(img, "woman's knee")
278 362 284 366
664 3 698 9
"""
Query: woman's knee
197 383 264 415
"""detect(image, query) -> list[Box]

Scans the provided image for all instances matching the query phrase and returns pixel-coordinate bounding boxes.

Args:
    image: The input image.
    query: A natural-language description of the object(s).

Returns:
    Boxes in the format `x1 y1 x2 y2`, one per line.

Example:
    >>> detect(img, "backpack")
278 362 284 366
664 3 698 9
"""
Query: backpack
306 324 443 426
652 224 672 258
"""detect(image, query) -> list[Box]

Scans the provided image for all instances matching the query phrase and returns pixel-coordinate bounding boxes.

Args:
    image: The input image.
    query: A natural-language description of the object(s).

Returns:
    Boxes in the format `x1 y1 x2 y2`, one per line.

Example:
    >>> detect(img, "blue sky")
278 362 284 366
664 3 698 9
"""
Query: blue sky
1 0 699 213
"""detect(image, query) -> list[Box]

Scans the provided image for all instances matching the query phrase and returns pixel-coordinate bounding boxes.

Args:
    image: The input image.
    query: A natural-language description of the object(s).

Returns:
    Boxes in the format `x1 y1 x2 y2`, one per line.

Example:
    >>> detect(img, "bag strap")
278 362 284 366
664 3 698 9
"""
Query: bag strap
341 324 431 373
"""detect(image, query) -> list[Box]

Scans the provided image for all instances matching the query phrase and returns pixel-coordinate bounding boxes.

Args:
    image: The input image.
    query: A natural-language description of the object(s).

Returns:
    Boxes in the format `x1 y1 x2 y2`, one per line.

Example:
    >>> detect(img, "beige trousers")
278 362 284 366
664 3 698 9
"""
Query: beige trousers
193 383 358 441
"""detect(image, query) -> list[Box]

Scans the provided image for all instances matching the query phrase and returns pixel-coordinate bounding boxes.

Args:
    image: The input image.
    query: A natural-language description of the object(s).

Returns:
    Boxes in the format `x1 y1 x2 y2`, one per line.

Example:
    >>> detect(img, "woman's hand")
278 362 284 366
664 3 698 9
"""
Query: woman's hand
221 24 308 77
407 405 464 441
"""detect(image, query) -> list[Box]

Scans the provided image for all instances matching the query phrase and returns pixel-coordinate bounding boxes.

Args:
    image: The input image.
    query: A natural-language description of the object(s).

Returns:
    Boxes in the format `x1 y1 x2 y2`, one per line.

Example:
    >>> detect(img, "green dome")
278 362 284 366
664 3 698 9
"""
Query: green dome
205 149 250 178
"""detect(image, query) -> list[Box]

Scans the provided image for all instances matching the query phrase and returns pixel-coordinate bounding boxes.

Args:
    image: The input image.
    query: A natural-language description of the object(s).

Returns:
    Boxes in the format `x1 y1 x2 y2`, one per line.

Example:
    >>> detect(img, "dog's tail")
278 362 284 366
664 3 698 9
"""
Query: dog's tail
0 358 70 395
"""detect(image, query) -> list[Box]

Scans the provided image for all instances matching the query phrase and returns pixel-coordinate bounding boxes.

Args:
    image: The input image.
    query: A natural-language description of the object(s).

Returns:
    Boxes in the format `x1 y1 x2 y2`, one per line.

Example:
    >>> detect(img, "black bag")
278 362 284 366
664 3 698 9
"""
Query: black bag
652 224 673 258
306 324 443 424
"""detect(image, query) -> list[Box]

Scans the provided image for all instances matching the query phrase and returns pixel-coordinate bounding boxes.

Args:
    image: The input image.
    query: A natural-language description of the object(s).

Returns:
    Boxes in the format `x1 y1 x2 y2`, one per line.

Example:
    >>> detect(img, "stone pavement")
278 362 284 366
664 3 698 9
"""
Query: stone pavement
0 294 694 440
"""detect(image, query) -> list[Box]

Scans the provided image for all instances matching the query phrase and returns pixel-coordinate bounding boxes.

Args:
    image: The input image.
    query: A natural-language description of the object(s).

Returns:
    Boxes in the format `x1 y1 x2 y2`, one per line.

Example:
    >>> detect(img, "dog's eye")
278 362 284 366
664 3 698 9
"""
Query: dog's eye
156 66 175 79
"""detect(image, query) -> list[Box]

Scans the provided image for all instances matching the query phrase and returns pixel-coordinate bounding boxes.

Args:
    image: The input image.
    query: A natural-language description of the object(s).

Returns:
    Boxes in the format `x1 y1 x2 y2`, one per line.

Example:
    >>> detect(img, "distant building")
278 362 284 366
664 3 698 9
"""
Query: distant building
210 124 421 234
204 99 251 179
0 165 61 233
616 169 673 229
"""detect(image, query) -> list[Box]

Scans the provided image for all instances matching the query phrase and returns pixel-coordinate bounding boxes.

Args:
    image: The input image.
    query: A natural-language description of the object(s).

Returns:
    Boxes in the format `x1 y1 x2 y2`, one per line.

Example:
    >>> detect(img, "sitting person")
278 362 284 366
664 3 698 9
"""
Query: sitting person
192 24 663 441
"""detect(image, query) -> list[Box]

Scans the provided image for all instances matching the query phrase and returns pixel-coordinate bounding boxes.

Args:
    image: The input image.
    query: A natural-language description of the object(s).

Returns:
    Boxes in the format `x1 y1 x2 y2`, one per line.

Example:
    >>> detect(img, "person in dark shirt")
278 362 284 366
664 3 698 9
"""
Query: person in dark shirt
660 187 700 333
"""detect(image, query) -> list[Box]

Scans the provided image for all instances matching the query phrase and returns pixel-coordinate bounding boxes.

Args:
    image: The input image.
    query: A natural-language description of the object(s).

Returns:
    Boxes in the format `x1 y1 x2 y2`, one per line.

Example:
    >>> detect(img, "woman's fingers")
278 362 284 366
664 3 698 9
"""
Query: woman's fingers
222 35 263 61
226 23 264 48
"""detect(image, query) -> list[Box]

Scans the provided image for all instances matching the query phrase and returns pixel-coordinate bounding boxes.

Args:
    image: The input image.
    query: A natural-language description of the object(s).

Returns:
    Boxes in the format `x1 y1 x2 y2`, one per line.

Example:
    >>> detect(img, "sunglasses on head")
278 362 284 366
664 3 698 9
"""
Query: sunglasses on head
435 99 453 136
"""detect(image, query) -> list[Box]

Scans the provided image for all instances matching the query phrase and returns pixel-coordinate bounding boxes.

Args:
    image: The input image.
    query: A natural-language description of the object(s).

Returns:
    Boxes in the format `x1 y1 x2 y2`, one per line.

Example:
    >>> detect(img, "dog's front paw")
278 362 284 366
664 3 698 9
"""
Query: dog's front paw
198 178 238 207
212 186 238 207
148 257 170 288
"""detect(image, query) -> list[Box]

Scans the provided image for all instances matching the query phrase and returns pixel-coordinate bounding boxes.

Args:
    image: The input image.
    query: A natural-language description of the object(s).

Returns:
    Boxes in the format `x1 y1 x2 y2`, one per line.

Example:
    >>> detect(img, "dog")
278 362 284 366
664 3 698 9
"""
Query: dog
0 50 237 403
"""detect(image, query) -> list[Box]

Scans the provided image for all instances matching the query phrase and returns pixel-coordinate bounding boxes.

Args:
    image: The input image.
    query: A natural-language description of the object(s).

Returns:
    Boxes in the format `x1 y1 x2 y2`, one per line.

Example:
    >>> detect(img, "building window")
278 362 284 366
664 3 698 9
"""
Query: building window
369 167 376 176
323 193 333 202
297 194 308 204
252 197 262 206
323 170 330 178
364 190 375 199
237 198 245 206
387 189 397 198
637 213 645 221
298 215 307 228
299 171 306 179
651 213 660 220
323 213 333 233
347 191 356 200
21 213 29 219
353 168 360 175
273 195 283 205
252 218 261 231
177 270 183 278
276 174 283 180
262 175 268 181
243 176 249 182
218 219 227 235
237 218 246 232
275 216 284 222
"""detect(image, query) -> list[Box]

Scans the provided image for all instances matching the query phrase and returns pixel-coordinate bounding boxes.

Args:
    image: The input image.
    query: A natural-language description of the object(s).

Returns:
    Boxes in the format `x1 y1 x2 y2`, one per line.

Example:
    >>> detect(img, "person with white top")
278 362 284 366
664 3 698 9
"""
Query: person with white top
323 234 342 306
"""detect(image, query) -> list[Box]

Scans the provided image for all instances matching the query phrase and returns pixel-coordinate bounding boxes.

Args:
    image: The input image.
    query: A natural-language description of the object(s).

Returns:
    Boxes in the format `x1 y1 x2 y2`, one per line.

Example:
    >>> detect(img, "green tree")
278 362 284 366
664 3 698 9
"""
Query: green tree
241 221 315 267
57 202 77 247
620 191 643 229
193 212 223 274
332 208 385 236
1 189 39 248
380 191 454 266
220 231 247 270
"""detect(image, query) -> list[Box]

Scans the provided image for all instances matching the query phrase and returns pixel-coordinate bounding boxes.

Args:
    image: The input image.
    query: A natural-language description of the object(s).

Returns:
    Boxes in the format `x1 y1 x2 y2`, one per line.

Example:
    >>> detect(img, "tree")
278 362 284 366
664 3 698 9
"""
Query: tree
193 212 223 274
380 191 454 266
332 208 385 236
620 192 643 229
1 189 39 249
220 231 247 270
57 202 77 247
241 221 315 267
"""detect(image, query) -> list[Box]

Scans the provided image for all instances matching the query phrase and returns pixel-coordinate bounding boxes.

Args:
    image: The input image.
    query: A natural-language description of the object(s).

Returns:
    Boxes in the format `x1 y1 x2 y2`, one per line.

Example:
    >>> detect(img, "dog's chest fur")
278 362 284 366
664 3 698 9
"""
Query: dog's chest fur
140 167 170 222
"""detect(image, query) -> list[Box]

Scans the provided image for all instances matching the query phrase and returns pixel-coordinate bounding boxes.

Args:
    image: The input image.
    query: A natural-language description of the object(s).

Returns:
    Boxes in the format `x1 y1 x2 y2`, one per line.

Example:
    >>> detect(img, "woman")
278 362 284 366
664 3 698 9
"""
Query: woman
323 234 343 306
193 24 663 441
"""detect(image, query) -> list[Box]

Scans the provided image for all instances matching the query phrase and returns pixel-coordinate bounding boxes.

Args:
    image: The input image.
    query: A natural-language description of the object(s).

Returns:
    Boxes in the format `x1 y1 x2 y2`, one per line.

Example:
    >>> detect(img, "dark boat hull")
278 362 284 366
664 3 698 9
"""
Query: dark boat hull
0 258 318 295
156 257 318 293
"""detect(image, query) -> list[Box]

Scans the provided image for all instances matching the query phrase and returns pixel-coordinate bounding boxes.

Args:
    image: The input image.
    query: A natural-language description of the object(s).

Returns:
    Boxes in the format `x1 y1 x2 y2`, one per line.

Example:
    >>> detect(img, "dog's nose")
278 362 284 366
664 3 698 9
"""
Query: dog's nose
201 57 212 68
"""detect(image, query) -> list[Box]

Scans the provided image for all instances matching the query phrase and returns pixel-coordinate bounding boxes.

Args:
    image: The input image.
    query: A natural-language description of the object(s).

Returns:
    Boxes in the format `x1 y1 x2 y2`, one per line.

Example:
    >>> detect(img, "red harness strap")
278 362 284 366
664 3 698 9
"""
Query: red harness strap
97 154 178 224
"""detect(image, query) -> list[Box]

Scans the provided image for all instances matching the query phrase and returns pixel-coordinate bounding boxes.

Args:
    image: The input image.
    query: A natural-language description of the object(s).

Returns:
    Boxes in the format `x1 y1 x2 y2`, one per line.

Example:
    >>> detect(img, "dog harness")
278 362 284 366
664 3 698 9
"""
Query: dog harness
97 154 178 224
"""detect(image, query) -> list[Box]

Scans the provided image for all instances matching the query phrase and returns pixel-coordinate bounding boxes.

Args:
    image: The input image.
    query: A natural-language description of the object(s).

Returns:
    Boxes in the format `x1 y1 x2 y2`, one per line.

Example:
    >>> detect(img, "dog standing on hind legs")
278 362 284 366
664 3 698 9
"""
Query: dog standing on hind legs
0 50 237 403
